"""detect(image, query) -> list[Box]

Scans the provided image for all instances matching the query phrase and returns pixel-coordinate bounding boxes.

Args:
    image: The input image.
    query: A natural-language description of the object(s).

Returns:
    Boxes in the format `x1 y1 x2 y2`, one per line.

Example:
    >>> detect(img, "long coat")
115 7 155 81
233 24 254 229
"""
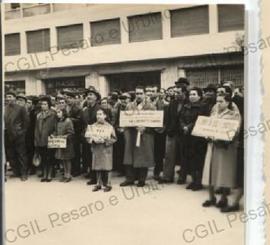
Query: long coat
90 122 117 171
54 118 75 160
5 103 29 142
34 109 57 147
202 106 241 188
179 101 207 173
123 100 156 168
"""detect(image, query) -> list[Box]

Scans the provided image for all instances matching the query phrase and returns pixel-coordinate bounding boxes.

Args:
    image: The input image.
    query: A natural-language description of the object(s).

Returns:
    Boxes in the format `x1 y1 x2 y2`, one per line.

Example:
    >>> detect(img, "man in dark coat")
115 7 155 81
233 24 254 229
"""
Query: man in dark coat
158 86 186 183
65 91 82 177
80 87 101 185
4 91 29 181
113 93 131 176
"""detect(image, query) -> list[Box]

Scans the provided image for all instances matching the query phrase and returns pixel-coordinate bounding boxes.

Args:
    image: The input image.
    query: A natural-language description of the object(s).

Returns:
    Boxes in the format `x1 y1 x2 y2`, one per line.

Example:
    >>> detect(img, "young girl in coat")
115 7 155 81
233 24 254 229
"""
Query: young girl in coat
86 108 117 192
52 108 75 182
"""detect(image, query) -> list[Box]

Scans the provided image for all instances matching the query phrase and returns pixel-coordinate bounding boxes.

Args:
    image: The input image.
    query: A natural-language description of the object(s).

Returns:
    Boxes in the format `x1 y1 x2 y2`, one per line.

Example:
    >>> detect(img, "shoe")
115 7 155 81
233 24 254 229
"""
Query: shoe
46 179 52 182
72 172 81 177
41 178 47 182
104 186 112 192
92 185 101 192
216 198 228 208
158 178 174 184
192 184 203 191
186 182 196 190
64 178 72 183
221 204 240 213
60 177 66 182
20 176 28 181
202 198 217 207
87 179 97 185
120 181 134 187
137 181 145 187
177 178 186 185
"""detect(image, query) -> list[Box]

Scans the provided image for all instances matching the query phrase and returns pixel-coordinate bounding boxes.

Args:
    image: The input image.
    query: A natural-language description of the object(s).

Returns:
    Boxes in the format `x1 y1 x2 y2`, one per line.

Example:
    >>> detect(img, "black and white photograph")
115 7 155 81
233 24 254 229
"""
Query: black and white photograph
1 2 252 245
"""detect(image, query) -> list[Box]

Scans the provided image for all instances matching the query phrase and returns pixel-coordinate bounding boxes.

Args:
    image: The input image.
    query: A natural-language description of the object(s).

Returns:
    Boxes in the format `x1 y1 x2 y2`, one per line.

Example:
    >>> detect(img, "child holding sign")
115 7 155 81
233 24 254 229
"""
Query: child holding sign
52 108 75 183
86 108 117 192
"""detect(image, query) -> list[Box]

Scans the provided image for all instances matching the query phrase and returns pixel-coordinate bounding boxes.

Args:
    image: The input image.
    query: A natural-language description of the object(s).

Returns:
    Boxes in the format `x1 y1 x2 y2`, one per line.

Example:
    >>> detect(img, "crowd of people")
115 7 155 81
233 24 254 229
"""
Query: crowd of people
4 77 244 213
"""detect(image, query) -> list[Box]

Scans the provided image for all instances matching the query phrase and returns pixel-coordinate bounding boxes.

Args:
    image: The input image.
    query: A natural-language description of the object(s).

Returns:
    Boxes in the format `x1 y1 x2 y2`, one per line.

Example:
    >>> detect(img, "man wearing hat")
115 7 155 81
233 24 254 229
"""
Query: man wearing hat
16 93 27 107
65 91 83 177
175 77 190 90
5 91 29 181
80 86 101 184
113 92 131 176
202 84 217 116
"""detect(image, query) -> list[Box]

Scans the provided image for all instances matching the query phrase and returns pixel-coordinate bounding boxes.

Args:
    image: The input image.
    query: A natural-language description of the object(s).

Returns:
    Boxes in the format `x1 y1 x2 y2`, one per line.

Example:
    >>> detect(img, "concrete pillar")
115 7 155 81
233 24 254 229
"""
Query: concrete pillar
160 65 178 89
98 75 109 98
85 72 109 97
162 9 171 40
21 31 27 55
85 72 99 88
209 5 218 34
120 16 129 44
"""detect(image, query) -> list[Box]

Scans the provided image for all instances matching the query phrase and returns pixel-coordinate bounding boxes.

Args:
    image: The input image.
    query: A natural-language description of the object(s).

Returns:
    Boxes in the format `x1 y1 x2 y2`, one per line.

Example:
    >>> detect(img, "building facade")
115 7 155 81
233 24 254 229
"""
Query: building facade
3 3 245 96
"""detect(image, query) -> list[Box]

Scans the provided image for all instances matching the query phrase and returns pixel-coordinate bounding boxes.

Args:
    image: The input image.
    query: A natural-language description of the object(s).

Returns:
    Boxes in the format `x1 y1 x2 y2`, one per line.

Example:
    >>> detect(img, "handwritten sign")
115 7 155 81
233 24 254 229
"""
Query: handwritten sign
191 116 240 141
48 137 67 148
120 110 164 128
85 124 111 139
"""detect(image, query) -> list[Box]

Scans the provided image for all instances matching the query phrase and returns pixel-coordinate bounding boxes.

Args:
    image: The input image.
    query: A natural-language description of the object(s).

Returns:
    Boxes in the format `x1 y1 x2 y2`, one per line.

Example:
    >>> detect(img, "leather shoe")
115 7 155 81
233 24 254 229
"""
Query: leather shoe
87 179 97 185
221 204 240 213
92 185 101 192
137 181 145 187
202 198 217 207
120 181 134 187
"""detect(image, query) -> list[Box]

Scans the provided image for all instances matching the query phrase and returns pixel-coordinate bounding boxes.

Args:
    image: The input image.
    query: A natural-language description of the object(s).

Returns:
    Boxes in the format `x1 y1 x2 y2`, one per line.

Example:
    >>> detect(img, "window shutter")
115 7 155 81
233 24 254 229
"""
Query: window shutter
27 29 50 53
57 24 83 50
128 12 162 42
171 6 209 37
218 5 245 32
90 18 121 46
5 33 20 56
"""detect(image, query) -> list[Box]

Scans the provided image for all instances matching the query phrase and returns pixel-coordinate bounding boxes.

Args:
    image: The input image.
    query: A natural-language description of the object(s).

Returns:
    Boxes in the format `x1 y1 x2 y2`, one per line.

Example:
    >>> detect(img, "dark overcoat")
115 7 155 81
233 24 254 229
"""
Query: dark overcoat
34 109 57 147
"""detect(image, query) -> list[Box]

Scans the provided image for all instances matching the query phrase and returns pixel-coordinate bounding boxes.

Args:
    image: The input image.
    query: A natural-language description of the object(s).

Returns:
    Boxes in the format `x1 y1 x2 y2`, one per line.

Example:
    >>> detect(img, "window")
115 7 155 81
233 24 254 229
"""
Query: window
57 24 83 50
5 33 20 56
26 29 50 53
218 5 245 32
170 6 209 37
90 18 121 46
10 3 20 9
5 81 25 94
128 12 162 42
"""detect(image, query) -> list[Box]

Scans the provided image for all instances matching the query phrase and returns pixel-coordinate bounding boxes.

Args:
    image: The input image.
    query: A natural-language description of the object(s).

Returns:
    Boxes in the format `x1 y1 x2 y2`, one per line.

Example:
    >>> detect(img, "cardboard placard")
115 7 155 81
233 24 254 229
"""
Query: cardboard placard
85 124 111 139
191 116 240 141
48 136 67 148
120 110 164 128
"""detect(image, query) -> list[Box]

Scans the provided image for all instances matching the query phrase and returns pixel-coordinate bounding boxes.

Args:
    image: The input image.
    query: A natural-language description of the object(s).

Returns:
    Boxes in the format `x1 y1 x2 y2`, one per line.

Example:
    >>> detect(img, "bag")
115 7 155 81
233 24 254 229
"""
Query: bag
32 152 41 167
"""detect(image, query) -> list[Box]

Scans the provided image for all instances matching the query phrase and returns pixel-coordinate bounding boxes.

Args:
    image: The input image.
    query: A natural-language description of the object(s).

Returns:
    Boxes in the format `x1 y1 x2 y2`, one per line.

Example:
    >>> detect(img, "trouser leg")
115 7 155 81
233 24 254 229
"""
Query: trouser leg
125 165 136 182
137 168 148 183
15 136 28 177
162 136 177 181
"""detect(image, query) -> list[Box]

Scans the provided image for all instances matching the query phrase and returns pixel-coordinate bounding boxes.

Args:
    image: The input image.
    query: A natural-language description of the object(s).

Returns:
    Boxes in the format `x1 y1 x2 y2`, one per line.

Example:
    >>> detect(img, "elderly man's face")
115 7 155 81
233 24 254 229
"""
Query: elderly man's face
87 92 97 103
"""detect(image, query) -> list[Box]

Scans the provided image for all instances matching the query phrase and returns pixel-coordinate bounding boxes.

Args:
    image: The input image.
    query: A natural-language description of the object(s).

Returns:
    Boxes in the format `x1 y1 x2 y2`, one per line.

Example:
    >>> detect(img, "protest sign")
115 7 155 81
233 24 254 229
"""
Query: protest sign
191 116 240 141
48 136 67 148
85 124 111 139
119 110 164 128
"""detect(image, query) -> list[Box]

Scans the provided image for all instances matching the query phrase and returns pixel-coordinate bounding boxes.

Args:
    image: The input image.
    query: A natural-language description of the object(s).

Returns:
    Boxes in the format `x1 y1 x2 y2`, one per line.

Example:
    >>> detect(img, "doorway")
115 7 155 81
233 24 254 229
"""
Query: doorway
106 70 161 92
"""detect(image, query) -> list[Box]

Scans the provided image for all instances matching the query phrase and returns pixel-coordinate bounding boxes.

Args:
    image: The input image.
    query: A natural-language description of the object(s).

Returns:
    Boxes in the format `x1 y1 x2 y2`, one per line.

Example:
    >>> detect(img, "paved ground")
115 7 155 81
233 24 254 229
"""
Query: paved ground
4 171 244 245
